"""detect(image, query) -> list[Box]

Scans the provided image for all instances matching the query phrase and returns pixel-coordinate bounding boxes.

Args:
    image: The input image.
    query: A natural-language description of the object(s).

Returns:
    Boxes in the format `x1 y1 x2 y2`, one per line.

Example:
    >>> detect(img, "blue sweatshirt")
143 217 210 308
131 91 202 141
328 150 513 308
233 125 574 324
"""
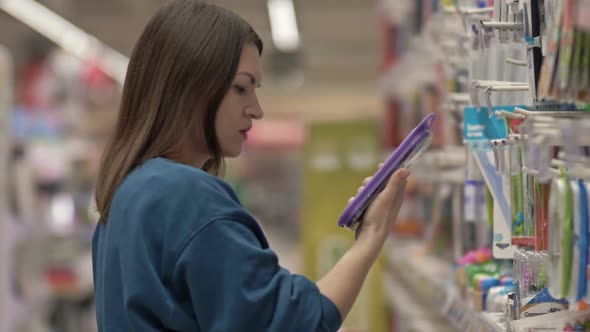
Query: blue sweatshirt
92 157 342 332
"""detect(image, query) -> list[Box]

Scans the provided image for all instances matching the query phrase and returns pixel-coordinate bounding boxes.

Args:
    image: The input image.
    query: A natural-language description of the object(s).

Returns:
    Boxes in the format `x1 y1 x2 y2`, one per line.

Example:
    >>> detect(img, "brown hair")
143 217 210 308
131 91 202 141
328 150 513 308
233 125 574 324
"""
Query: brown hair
95 0 263 223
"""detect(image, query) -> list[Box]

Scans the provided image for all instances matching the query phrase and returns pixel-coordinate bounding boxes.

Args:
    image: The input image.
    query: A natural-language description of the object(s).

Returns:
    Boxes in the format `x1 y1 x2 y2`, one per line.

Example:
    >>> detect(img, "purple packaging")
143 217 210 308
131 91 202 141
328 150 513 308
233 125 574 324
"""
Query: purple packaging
338 113 435 229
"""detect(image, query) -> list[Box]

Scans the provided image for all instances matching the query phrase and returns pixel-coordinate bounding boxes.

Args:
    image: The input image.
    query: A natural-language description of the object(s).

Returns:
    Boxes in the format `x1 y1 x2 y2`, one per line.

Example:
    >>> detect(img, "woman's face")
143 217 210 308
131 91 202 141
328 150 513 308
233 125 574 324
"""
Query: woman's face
215 43 263 158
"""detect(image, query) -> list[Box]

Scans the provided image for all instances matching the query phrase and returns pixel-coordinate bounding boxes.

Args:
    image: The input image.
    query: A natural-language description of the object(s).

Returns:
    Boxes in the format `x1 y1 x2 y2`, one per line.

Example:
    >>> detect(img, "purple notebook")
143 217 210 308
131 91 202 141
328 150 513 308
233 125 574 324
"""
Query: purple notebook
338 113 435 229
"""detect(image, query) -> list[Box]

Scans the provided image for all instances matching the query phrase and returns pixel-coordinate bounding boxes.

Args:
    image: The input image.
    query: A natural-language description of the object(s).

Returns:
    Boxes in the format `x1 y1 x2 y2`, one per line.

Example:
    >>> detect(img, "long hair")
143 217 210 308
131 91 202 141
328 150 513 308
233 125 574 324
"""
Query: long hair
95 0 263 223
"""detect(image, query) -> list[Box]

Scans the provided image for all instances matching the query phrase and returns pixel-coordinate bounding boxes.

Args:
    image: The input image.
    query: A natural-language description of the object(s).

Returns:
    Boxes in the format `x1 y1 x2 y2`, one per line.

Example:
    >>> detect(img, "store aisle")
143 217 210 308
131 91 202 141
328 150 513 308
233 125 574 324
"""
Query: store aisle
260 223 303 275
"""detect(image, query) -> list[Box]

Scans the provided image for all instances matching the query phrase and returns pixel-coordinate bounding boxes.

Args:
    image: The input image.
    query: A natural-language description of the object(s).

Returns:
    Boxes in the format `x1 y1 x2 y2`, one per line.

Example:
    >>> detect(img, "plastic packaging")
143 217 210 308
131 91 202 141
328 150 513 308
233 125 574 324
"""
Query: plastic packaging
547 175 573 299
338 114 435 229
509 137 525 237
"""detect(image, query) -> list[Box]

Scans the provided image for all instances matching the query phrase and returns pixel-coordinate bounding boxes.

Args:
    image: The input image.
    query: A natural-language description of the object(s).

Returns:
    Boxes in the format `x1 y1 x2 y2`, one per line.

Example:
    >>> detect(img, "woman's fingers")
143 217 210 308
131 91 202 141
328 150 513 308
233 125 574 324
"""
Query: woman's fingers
348 167 382 205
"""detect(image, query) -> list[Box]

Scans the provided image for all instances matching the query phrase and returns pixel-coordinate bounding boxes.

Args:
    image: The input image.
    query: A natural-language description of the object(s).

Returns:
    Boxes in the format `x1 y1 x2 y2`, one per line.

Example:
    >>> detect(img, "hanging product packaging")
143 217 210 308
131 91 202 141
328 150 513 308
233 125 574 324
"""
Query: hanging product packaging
570 29 584 100
465 106 522 258
534 181 551 251
504 116 530 243
515 249 566 319
514 249 550 312
583 181 590 303
518 117 545 248
582 33 590 101
547 174 573 299
538 0 549 57
568 180 583 304
576 180 589 302
557 0 576 99
522 171 536 238
538 1 564 98
508 137 525 238
523 0 544 101
513 248 526 319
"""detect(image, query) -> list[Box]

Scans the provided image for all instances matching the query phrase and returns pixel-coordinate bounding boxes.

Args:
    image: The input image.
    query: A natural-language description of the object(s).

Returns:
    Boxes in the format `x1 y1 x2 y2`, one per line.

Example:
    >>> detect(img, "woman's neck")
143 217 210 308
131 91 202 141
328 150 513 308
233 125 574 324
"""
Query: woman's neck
164 148 209 170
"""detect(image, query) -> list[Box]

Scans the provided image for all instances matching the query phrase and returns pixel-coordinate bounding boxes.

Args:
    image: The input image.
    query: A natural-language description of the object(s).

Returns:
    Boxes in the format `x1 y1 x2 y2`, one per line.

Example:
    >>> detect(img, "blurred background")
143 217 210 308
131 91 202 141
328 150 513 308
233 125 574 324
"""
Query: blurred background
0 1 392 331
6 0 587 332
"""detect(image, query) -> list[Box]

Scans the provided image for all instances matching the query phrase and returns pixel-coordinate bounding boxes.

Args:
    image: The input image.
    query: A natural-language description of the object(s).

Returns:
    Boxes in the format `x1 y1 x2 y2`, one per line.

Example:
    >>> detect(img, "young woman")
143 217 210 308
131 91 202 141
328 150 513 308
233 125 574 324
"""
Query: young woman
92 1 409 331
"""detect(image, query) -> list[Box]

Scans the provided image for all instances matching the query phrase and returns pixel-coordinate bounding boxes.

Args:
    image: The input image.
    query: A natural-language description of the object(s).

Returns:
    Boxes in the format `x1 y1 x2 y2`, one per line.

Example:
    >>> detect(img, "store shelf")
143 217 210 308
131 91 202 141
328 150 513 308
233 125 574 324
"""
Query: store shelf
444 292 507 332
385 238 507 332
384 272 457 332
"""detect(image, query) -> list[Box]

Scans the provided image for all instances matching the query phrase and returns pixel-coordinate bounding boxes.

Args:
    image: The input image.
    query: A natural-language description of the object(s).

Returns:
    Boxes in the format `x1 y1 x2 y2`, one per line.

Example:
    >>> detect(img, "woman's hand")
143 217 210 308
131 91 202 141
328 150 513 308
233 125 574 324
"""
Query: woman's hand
349 165 410 255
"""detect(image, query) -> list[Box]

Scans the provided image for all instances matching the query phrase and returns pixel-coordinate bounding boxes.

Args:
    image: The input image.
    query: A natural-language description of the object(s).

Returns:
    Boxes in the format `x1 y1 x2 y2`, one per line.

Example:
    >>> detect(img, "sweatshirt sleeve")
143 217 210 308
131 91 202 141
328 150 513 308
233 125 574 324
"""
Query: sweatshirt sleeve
173 218 342 332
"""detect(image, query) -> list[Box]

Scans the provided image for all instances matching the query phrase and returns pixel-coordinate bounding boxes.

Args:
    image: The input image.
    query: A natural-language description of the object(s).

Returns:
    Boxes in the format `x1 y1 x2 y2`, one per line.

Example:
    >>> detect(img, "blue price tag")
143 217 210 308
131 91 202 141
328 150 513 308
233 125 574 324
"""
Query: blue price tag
463 107 512 142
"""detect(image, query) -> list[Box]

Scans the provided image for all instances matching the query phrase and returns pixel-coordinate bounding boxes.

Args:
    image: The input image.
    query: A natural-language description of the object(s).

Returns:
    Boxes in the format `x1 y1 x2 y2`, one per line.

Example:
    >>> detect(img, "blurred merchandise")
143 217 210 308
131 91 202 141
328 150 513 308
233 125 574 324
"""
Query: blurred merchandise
379 1 590 331
2 0 590 332
301 119 387 332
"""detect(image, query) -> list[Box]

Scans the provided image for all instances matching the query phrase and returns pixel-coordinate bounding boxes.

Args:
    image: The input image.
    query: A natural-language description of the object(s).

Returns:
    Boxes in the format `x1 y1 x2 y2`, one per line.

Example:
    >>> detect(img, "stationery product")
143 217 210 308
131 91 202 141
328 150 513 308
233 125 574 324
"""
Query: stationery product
547 175 573 299
570 30 584 99
534 182 551 251
509 138 525 237
522 172 536 237
575 180 588 302
338 114 435 229
505 119 526 239
568 180 582 304
538 1 564 98
557 0 575 99
523 0 544 100
584 181 590 302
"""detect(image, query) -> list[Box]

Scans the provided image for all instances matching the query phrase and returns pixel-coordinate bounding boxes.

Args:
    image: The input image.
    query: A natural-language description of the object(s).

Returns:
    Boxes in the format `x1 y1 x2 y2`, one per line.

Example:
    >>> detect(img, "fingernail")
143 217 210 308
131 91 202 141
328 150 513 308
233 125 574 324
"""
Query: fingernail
399 169 410 178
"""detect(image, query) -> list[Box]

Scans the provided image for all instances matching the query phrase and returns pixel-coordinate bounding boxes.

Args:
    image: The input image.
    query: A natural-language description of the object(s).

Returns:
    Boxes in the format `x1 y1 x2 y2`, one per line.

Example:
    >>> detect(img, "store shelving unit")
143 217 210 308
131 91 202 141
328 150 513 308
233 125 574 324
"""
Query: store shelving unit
380 0 590 330
0 0 129 84
0 2 119 331
384 272 457 332
385 239 507 332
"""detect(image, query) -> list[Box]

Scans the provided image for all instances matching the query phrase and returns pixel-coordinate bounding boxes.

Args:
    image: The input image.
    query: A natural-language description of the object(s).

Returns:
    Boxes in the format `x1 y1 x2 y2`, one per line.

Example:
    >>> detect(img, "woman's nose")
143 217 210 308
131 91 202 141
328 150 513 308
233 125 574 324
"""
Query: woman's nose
245 96 263 120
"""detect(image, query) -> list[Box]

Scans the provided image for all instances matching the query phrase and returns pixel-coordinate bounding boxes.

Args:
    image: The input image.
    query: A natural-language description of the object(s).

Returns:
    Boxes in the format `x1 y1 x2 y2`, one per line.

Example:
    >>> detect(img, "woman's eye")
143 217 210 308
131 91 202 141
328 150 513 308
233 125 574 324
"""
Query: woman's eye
234 85 247 95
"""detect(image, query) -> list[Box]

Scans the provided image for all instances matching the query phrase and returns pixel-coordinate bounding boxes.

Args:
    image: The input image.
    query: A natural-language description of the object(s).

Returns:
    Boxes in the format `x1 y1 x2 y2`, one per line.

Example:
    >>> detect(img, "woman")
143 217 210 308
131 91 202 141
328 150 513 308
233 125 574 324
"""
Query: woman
92 1 409 331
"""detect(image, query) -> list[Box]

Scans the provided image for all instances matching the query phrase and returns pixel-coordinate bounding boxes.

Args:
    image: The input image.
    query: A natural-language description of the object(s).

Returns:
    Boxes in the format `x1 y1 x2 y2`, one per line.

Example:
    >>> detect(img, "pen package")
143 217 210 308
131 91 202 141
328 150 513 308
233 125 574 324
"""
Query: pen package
547 175 573 299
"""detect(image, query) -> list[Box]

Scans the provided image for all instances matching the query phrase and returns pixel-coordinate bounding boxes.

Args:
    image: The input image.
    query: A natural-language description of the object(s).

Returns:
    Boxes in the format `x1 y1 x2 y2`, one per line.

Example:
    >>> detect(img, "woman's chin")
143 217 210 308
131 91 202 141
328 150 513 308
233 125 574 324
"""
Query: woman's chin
222 147 243 158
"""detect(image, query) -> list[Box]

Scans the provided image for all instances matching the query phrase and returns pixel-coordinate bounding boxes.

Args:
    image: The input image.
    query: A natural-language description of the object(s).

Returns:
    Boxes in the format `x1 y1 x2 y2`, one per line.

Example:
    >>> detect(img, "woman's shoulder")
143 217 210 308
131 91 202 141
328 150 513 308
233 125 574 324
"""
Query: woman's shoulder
102 158 260 282
108 157 251 248
121 157 235 200
111 157 244 223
